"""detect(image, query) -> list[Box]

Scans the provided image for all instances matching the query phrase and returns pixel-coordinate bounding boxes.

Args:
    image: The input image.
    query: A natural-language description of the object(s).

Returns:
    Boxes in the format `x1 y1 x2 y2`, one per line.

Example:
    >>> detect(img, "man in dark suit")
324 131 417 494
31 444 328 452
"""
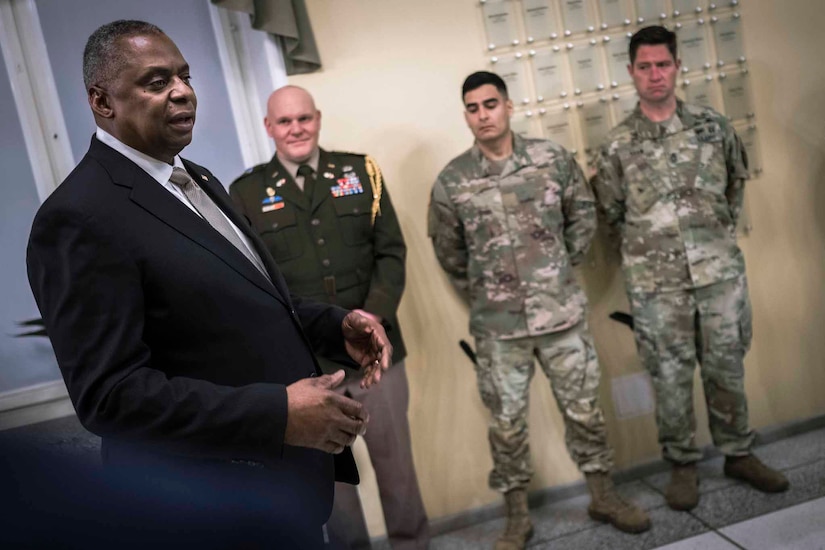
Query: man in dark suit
26 20 391 548
230 86 429 549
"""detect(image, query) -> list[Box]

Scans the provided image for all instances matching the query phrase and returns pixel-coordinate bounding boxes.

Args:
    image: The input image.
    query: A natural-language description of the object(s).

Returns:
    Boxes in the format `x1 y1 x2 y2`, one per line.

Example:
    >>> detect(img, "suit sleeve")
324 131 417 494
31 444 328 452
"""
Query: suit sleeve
363 177 406 321
27 205 287 463
290 292 356 367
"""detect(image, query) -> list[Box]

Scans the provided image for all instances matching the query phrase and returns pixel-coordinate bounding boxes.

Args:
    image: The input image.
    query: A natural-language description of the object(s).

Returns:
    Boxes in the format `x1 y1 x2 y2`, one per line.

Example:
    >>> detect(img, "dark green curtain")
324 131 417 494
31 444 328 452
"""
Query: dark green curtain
211 0 322 75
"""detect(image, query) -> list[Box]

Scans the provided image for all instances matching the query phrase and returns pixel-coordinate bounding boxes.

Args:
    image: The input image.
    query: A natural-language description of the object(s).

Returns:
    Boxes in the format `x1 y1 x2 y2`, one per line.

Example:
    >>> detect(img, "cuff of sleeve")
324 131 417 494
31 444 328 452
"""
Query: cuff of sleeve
271 383 288 460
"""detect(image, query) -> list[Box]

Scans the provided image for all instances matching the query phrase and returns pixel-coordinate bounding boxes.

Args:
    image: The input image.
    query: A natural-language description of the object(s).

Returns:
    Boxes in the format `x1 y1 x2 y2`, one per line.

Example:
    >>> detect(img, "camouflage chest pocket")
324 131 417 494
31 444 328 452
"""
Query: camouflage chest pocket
259 206 304 262
525 167 564 230
331 196 372 246
694 123 727 195
618 149 659 214
455 182 503 245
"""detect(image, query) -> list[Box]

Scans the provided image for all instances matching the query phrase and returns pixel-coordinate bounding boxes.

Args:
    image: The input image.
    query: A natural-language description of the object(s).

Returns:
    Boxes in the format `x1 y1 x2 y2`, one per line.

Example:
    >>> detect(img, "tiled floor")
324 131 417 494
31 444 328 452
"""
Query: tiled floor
3 416 824 549
428 426 825 550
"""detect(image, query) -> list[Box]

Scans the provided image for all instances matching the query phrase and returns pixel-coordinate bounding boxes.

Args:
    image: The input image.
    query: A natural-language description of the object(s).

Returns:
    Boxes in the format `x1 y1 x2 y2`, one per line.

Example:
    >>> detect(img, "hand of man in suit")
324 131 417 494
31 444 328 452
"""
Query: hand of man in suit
342 311 393 389
285 370 369 454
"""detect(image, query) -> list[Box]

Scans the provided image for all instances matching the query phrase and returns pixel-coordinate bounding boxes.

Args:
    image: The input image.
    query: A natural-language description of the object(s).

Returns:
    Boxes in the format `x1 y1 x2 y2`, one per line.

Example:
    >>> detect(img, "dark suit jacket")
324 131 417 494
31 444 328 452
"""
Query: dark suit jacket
26 137 357 526
229 150 407 378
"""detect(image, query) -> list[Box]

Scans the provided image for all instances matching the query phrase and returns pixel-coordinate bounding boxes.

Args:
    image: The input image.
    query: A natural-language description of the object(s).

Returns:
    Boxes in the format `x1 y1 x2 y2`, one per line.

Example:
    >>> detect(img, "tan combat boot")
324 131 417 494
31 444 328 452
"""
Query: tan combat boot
724 455 789 492
585 472 651 534
494 488 534 550
665 462 699 511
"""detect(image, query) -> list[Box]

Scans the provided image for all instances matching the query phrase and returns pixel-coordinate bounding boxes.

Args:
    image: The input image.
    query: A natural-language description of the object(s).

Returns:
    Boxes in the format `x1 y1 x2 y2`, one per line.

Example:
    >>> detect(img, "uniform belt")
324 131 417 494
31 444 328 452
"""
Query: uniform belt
286 271 364 298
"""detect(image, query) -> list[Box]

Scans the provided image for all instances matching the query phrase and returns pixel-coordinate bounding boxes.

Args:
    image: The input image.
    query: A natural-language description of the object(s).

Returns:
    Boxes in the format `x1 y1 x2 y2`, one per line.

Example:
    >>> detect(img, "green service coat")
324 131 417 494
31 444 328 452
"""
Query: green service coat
230 149 407 375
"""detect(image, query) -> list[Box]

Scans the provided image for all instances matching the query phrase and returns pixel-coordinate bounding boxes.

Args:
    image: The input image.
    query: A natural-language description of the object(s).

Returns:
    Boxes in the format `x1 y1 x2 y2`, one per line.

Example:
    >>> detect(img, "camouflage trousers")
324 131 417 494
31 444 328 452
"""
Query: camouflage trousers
629 274 755 464
474 321 613 493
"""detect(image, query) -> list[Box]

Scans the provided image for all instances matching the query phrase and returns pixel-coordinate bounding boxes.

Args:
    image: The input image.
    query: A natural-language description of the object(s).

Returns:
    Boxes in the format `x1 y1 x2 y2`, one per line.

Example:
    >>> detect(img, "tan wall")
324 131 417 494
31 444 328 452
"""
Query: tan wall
290 0 825 536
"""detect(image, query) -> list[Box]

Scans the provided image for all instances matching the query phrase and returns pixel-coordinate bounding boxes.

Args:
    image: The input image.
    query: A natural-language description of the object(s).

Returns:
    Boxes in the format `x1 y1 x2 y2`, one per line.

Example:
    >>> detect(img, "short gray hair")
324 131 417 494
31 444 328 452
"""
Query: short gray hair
83 20 165 89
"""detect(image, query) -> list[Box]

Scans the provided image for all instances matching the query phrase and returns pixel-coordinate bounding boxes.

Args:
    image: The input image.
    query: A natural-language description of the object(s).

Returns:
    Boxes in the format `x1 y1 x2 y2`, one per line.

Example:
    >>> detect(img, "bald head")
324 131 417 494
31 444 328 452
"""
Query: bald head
264 85 322 164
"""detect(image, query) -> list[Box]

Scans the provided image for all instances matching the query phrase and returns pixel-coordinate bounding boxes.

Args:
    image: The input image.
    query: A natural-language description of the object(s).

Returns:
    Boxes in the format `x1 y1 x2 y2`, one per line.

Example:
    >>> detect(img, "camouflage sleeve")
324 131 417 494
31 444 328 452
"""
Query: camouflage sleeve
427 177 470 301
589 143 627 240
724 123 750 226
561 151 597 265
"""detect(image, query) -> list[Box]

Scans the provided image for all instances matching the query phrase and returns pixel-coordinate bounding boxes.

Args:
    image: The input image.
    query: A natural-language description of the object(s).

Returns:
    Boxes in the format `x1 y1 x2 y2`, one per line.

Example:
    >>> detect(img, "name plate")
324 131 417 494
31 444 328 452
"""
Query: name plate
598 0 630 28
511 112 541 139
522 0 560 41
677 21 709 73
561 0 594 34
495 56 531 104
542 108 576 152
713 15 745 66
635 0 666 22
482 0 518 49
531 49 568 100
672 0 702 17
682 76 718 109
569 44 604 93
720 70 753 121
611 92 638 122
605 35 631 87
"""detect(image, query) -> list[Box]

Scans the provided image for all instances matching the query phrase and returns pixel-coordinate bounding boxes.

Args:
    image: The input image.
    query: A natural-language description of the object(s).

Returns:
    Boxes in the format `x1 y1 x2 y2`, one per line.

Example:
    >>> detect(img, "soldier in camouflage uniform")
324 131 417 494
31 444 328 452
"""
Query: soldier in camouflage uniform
591 26 789 512
428 72 650 549
230 86 429 549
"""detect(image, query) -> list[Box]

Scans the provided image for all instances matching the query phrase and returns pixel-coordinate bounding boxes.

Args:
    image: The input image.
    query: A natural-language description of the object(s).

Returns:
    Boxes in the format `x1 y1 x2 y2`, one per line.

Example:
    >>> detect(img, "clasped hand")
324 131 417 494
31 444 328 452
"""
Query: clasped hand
283 310 392 454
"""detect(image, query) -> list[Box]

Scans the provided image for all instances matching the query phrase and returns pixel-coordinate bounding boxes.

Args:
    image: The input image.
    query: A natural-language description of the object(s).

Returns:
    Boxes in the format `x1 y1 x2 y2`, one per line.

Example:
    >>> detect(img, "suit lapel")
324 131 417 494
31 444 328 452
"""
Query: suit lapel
184 160 294 307
88 139 288 306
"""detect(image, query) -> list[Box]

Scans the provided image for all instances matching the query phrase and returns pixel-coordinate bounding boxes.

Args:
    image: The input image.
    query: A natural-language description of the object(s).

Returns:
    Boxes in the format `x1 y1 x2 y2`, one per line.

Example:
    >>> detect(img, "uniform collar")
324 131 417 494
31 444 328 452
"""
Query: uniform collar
276 147 321 181
470 131 532 177
630 98 688 140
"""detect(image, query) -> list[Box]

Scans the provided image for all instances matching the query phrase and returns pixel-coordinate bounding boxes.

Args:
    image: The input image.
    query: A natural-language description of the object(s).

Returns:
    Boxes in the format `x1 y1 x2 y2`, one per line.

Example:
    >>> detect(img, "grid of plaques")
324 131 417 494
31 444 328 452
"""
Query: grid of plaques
478 0 761 177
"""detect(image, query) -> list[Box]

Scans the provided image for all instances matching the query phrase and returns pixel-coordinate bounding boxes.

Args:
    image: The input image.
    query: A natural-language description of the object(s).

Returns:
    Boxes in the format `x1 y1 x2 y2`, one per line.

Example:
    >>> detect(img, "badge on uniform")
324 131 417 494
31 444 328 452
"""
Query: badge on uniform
330 171 364 198
262 186 285 212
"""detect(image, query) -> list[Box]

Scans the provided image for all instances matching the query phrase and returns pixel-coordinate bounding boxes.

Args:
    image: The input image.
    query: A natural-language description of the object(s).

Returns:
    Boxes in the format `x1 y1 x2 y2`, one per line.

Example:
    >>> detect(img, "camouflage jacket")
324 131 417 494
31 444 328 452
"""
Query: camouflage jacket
428 133 596 340
591 100 749 294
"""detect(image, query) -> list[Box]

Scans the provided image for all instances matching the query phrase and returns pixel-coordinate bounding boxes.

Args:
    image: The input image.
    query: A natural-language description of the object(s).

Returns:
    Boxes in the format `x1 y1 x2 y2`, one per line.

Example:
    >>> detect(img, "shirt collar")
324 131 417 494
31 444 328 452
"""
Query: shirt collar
277 148 320 181
96 127 184 184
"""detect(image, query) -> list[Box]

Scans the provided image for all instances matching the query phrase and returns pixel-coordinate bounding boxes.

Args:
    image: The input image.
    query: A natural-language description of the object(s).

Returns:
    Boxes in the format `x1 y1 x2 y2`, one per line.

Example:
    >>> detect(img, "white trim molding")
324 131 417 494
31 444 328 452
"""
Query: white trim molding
208 2 278 168
0 0 74 202
0 380 73 431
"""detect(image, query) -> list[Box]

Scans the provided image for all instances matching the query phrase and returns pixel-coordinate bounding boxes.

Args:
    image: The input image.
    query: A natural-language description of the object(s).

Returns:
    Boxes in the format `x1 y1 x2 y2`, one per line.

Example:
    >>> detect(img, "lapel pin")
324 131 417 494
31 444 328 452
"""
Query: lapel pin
323 172 335 179
201 174 208 181
275 178 286 187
